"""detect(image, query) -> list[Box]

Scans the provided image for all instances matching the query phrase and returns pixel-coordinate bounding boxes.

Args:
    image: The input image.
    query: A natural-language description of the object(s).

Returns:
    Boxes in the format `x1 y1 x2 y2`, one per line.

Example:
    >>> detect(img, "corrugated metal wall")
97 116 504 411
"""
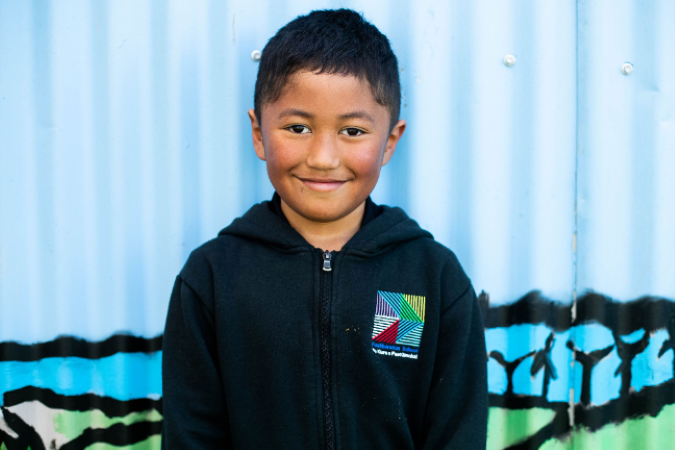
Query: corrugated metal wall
0 0 673 448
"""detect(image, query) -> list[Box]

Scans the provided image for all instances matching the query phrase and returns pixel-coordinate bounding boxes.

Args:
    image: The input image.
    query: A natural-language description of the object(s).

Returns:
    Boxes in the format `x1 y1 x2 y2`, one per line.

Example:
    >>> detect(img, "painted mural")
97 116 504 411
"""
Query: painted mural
482 291 675 449
0 336 162 449
2 0 672 447
1 293 674 449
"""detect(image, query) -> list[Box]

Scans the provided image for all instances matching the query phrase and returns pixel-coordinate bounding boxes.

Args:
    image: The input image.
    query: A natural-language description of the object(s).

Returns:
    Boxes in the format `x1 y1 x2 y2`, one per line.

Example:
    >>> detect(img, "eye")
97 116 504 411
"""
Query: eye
286 124 310 134
340 127 364 136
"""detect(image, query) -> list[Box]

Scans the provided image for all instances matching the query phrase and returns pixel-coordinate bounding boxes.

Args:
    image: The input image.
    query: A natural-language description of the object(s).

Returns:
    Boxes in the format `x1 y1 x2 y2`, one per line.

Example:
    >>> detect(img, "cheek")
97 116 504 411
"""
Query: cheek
347 143 385 178
264 136 303 173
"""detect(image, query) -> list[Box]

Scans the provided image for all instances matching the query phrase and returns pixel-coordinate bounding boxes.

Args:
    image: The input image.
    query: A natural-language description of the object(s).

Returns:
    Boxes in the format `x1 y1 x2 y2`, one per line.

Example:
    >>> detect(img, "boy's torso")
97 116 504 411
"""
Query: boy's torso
178 200 473 449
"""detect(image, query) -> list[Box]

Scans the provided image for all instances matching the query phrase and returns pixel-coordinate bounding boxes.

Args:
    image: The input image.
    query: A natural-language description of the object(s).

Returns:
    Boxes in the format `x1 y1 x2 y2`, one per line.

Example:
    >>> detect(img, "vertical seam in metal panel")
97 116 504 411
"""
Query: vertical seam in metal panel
572 0 580 445
573 0 579 305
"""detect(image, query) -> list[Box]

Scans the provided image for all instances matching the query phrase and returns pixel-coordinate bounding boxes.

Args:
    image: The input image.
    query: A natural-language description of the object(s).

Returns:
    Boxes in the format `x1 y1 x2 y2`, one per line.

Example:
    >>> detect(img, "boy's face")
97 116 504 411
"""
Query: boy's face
248 71 406 224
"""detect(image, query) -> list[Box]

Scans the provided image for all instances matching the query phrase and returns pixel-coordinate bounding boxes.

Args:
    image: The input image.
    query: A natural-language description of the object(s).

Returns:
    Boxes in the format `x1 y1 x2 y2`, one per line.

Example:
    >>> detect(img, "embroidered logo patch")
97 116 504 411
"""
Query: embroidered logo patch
372 290 426 359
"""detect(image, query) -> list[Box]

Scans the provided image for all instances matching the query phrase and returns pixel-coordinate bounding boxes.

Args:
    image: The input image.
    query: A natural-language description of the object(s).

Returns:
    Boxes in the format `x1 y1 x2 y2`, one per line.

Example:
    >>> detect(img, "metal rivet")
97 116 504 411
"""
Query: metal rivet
251 50 262 62
621 62 633 75
504 54 516 67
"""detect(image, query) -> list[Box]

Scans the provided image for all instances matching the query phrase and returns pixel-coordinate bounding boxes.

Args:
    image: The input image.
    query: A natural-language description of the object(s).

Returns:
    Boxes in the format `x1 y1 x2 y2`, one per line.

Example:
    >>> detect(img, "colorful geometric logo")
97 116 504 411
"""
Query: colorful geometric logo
372 290 426 348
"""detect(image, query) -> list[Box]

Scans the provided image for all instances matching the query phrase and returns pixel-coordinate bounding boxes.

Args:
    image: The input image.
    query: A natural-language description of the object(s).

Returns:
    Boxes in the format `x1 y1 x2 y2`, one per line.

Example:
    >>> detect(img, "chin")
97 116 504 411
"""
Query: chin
299 204 351 223
287 198 359 224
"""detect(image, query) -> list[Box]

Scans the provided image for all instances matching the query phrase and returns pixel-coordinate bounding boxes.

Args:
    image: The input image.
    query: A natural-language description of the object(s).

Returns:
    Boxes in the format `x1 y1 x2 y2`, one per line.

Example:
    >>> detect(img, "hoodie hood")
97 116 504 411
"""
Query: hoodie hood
218 199 432 256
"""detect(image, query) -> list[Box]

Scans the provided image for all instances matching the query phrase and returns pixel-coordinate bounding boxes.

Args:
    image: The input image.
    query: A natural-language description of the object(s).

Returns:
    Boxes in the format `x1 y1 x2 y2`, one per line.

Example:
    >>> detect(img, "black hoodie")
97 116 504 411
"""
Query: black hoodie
161 198 488 449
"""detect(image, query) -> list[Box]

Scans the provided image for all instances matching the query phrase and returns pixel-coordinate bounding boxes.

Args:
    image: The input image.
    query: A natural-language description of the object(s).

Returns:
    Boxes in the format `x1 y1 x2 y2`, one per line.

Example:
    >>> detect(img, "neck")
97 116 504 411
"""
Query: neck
281 200 365 252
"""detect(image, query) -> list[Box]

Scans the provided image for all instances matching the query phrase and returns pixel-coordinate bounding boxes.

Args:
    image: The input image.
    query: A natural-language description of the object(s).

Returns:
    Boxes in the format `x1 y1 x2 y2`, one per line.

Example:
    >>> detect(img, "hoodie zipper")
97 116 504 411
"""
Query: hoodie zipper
320 250 334 450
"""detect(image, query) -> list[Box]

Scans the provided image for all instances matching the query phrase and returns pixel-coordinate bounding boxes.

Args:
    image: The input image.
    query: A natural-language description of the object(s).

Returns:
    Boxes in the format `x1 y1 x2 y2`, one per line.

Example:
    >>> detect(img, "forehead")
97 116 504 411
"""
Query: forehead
263 71 388 120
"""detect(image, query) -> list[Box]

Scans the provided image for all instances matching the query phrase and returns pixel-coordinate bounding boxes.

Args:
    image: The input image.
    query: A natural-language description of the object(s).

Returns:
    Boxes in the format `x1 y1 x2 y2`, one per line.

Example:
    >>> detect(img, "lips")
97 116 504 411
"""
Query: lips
298 177 348 192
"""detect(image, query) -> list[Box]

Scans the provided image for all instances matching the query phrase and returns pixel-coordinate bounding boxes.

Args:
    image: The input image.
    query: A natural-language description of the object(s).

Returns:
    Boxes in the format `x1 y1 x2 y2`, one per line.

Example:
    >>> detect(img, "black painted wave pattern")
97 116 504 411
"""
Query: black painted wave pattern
0 334 163 362
1 291 672 362
4 386 162 417
1 387 162 450
480 290 675 334
492 379 675 449
481 290 675 447
0 334 164 448
1 291 674 448
59 421 162 450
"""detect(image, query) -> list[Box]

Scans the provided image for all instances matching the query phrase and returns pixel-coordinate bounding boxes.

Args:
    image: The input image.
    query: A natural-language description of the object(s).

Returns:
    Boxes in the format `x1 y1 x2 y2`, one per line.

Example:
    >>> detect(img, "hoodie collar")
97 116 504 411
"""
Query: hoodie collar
267 192 384 229
218 198 432 256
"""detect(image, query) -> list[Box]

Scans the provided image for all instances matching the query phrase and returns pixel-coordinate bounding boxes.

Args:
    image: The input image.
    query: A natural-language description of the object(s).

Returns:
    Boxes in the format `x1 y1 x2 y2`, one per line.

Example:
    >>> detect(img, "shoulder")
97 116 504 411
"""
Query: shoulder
384 205 472 306
182 234 231 270
382 206 467 277
408 236 472 300
185 232 242 261
364 204 472 298
178 234 244 301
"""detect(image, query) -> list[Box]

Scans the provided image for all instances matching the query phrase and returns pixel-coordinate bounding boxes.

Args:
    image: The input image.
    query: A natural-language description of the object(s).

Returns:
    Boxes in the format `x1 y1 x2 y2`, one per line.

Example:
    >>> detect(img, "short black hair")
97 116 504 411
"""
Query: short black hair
254 9 401 130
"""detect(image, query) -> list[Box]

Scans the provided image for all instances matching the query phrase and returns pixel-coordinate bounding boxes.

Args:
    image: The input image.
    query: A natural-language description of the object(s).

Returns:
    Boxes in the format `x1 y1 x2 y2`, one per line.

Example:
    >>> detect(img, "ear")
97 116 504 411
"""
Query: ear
381 119 406 167
248 109 266 161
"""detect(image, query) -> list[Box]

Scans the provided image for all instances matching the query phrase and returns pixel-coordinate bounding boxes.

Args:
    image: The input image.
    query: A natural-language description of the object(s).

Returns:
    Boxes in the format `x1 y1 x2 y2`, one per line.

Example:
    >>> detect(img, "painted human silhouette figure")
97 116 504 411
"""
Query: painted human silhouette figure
613 330 650 396
566 340 614 406
489 350 535 396
658 315 675 379
531 332 558 399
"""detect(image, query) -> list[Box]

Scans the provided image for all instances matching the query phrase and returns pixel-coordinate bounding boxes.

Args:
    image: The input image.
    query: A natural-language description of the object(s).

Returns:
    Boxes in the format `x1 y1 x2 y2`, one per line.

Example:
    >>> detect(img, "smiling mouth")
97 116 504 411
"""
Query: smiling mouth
298 177 348 192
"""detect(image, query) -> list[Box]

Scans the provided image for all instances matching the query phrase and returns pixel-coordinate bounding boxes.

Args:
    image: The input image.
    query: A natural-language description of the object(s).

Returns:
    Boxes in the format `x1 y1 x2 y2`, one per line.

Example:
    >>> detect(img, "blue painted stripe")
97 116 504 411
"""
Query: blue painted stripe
0 352 162 402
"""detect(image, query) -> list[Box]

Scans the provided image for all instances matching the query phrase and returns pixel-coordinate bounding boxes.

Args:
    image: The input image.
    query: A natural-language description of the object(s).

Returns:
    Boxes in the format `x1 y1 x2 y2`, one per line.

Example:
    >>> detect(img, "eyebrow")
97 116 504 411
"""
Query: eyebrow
338 111 375 123
277 108 375 123
278 109 314 119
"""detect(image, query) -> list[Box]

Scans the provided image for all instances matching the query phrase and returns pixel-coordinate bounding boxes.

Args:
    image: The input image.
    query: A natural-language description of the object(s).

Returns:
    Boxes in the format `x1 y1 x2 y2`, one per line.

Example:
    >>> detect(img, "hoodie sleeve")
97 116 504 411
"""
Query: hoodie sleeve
161 275 232 449
422 281 488 450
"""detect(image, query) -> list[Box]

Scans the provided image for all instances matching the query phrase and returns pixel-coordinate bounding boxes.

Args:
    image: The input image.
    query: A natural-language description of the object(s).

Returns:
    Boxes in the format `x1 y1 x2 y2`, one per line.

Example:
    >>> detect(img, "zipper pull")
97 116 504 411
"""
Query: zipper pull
322 251 332 272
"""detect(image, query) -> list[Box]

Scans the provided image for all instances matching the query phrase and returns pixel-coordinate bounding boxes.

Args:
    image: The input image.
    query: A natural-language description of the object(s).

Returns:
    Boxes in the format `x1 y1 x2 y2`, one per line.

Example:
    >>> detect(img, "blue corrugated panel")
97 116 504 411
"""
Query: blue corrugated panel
0 1 673 448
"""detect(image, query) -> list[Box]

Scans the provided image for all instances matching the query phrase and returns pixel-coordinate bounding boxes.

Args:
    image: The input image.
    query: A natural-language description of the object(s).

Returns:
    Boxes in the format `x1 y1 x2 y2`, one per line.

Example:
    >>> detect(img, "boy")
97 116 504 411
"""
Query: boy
162 9 487 449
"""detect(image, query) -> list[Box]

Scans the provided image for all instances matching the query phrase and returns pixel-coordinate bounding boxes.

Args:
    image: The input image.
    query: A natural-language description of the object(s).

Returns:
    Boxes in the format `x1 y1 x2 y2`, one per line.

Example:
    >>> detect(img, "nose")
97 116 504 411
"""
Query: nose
305 132 340 170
